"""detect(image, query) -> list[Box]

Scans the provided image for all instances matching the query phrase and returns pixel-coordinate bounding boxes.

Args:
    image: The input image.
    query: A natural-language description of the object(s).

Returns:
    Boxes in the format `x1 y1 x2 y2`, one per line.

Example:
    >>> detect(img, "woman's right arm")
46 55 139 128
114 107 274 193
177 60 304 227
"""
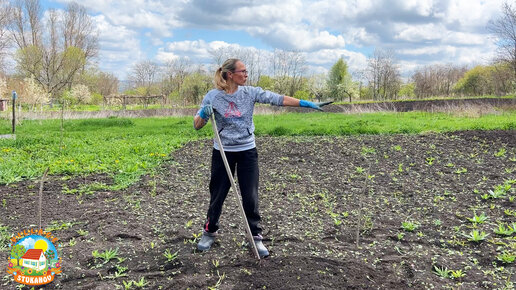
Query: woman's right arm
194 91 214 130
194 115 207 130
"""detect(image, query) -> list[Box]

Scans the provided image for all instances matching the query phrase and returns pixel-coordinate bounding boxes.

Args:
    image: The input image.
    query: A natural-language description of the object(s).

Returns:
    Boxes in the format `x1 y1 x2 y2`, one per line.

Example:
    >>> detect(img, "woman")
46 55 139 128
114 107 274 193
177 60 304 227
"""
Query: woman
194 58 331 257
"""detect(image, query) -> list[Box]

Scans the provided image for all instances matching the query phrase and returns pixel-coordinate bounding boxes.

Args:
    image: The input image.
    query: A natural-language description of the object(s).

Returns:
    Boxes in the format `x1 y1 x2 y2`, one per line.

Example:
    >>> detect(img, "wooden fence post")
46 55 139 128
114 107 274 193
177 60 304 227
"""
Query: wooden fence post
12 90 17 134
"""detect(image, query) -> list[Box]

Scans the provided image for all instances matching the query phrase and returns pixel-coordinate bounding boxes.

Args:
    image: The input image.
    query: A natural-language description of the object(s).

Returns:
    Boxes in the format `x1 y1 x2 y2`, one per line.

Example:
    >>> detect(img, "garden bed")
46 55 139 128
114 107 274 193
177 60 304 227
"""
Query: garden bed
1 130 515 289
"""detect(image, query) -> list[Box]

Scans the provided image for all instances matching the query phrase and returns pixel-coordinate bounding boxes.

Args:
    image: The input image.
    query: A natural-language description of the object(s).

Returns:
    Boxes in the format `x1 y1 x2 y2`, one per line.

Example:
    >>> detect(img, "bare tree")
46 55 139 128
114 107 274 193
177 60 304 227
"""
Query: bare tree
0 0 11 72
128 60 160 95
209 46 264 86
11 0 98 99
160 57 191 97
412 64 467 98
366 49 401 100
308 73 327 102
271 49 306 96
491 61 513 95
95 71 118 97
10 0 41 48
62 2 98 64
488 1 516 81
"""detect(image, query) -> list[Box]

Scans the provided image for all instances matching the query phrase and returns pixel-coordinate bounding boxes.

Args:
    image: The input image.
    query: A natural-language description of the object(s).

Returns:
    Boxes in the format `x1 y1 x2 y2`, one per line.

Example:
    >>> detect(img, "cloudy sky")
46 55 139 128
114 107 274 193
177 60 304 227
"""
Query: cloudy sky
41 0 507 80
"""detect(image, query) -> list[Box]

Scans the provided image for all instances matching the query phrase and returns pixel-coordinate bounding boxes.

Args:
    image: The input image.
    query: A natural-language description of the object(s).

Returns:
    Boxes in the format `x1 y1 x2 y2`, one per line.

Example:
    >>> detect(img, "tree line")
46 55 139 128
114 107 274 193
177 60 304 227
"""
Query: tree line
0 0 514 109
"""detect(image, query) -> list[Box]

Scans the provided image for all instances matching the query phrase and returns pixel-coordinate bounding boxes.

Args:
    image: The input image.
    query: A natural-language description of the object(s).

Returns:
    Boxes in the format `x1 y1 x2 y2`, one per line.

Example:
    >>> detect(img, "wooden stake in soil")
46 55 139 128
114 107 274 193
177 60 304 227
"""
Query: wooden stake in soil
39 168 49 231
209 114 261 260
356 165 371 248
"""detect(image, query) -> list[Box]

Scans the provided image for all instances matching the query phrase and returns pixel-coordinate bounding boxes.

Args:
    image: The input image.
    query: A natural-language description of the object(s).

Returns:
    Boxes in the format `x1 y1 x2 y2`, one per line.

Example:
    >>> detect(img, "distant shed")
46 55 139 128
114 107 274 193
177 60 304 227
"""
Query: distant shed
0 99 7 111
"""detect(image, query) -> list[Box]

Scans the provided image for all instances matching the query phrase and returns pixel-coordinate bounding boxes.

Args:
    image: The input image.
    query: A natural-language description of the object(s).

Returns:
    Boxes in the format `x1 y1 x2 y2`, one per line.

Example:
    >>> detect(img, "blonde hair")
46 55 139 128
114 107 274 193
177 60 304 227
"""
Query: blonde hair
214 58 240 91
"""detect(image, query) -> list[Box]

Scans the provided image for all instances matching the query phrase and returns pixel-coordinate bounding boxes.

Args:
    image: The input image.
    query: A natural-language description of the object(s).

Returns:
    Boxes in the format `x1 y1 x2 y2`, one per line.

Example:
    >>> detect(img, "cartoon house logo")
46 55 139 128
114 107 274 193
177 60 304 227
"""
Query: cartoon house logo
7 229 62 286
21 249 47 271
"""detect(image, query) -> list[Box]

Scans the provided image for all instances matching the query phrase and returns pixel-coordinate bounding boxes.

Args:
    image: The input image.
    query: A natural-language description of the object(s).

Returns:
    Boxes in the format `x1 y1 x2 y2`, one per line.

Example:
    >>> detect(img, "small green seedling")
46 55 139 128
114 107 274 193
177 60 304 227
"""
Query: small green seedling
163 249 179 263
434 265 451 278
467 212 488 224
497 251 516 264
401 221 419 232
494 223 514 236
463 230 489 242
451 269 466 279
92 248 120 264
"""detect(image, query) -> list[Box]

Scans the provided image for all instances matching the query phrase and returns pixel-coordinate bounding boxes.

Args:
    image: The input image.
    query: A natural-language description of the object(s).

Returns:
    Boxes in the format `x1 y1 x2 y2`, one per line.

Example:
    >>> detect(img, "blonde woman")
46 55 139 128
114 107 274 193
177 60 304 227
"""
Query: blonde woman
194 58 331 257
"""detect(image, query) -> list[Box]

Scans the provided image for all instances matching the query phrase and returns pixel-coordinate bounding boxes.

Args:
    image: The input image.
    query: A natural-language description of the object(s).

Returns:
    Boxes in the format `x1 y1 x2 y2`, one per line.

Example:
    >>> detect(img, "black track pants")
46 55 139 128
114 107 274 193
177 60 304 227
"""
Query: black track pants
203 147 262 236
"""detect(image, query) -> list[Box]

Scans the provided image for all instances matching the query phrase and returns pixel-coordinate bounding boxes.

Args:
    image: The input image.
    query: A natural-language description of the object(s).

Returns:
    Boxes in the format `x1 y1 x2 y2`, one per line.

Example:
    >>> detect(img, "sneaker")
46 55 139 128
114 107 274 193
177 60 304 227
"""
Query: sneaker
197 231 216 251
253 235 269 258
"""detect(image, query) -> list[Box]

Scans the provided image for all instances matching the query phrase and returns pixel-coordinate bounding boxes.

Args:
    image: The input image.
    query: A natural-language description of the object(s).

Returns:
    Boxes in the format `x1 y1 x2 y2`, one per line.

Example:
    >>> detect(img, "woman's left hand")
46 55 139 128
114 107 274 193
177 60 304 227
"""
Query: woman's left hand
300 100 333 111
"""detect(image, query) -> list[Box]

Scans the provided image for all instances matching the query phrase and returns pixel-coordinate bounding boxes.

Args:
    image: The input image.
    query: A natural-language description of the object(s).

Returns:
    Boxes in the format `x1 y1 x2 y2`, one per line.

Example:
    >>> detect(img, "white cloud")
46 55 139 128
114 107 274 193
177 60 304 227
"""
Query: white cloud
399 46 458 56
248 24 346 51
394 23 443 42
306 49 368 74
92 14 144 78
47 0 509 80
156 40 243 63
19 237 35 250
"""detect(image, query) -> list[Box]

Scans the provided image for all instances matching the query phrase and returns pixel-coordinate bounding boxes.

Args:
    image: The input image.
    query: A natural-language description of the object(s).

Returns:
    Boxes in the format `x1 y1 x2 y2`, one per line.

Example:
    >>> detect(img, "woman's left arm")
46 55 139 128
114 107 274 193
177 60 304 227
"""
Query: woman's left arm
283 96 332 111
282 96 300 107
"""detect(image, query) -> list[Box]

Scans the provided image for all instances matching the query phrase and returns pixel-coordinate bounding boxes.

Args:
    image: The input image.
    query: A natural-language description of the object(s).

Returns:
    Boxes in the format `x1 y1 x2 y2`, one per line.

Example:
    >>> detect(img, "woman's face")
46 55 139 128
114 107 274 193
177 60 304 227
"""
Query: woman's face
228 61 248 86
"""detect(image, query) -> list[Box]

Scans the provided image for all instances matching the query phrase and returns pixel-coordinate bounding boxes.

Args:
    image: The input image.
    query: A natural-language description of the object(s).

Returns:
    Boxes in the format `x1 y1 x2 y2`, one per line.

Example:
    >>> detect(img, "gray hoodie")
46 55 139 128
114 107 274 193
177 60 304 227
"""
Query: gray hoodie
196 86 284 152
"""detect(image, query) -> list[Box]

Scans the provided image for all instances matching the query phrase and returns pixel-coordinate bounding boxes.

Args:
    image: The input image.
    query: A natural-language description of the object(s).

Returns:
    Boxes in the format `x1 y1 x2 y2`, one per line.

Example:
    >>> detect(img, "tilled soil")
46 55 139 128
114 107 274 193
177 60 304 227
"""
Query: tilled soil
1 130 515 289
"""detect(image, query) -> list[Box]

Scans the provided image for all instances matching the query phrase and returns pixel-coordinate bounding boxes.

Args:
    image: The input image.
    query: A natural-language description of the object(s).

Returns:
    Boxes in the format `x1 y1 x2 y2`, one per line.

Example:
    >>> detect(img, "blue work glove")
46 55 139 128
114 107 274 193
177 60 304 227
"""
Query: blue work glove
199 104 213 120
299 100 333 111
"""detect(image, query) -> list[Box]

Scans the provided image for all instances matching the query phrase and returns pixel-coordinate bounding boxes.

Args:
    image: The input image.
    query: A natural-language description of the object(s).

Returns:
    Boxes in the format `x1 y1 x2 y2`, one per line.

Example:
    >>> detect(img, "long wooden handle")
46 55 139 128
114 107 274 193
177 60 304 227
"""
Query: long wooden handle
209 114 261 260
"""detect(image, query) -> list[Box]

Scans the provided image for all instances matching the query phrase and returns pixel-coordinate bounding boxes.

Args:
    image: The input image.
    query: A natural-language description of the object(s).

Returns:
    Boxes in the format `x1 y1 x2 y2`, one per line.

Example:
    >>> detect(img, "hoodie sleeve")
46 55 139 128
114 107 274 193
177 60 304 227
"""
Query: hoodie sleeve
249 86 284 106
195 90 216 118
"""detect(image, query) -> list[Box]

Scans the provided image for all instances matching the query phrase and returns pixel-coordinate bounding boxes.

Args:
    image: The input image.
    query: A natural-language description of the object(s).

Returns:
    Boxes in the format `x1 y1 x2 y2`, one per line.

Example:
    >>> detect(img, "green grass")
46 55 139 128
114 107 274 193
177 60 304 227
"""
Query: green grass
1 110 515 186
254 110 516 136
0 116 210 186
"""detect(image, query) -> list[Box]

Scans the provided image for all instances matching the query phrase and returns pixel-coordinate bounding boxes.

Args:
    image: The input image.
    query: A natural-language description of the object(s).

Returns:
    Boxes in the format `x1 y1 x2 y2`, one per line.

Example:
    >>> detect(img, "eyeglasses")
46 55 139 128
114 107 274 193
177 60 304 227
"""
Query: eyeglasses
233 69 248 75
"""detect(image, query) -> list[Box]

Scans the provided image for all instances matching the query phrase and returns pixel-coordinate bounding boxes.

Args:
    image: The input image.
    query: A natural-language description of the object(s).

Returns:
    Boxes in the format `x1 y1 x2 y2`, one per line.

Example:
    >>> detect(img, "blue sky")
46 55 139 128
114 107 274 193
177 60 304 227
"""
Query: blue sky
39 0 506 80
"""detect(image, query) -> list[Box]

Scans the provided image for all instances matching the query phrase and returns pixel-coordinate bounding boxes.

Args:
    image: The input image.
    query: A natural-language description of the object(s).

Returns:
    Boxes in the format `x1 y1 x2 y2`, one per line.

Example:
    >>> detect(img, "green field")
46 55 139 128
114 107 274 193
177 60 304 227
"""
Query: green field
1 111 515 186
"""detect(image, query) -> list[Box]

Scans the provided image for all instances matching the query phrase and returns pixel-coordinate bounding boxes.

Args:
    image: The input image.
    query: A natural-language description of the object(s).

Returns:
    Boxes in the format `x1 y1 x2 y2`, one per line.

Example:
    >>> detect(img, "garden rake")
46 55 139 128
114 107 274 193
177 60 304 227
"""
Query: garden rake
209 114 261 260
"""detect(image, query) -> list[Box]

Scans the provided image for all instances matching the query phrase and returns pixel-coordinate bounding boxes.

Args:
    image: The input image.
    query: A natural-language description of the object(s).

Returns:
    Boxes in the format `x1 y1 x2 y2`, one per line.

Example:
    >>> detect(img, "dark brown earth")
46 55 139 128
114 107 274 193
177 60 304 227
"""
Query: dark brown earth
1 130 515 289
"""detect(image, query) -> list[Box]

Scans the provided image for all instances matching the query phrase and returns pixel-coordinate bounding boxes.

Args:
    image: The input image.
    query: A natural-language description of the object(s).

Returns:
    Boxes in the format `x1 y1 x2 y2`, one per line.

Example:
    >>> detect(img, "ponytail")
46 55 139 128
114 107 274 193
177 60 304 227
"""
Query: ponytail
214 58 240 91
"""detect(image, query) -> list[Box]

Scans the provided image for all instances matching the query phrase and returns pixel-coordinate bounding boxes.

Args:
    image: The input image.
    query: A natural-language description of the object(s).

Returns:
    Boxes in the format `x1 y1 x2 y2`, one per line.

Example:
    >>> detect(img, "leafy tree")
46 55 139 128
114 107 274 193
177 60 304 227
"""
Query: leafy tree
398 83 415 99
293 90 310 100
44 249 55 261
327 58 356 102
11 244 26 266
454 66 493 96
179 72 211 105
79 67 119 97
257 75 274 91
